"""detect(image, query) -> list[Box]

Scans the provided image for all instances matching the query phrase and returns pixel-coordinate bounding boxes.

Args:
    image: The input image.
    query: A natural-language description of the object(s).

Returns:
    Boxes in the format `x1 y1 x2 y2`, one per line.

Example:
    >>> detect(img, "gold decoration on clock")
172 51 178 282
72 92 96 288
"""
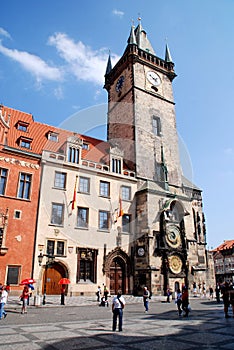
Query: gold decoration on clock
168 255 183 274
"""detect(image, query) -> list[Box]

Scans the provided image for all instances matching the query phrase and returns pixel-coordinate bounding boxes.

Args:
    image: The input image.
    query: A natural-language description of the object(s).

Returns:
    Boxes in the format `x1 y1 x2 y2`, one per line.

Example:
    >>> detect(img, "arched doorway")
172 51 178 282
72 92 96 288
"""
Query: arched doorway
104 247 132 295
110 257 125 295
42 262 67 295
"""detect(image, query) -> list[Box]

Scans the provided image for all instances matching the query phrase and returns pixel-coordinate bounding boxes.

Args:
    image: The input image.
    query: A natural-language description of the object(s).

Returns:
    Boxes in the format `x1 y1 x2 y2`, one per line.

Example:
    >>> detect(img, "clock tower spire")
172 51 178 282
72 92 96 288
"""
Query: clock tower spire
104 21 181 188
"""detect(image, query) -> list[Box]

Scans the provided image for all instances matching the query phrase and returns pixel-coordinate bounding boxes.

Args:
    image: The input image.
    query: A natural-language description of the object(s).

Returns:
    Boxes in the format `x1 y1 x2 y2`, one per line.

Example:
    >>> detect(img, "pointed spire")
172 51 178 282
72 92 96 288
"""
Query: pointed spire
128 20 137 45
133 17 155 54
165 43 173 63
105 52 112 75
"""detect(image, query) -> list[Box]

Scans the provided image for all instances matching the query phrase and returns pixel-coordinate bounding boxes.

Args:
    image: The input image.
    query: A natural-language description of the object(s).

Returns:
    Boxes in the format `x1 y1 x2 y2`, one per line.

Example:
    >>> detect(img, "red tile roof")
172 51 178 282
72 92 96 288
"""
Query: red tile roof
212 240 234 252
0 105 110 164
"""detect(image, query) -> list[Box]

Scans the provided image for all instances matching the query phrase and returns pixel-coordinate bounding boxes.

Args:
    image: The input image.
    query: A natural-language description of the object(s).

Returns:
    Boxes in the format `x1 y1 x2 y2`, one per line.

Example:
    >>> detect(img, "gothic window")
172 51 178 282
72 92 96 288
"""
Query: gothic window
99 210 110 230
54 172 66 189
77 207 89 228
0 168 8 195
79 177 90 194
152 116 161 136
99 181 110 197
121 186 131 201
17 173 32 199
51 203 64 225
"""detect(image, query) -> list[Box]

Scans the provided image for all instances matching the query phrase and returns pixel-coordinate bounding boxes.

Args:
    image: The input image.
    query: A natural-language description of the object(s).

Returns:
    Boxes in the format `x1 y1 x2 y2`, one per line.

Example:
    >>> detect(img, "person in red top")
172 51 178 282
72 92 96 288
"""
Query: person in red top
182 286 189 317
20 285 30 314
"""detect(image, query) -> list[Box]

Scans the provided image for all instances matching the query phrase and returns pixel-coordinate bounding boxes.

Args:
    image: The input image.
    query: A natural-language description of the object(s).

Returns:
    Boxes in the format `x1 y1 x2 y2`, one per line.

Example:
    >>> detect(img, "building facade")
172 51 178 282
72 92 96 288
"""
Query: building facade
0 21 215 296
213 240 234 284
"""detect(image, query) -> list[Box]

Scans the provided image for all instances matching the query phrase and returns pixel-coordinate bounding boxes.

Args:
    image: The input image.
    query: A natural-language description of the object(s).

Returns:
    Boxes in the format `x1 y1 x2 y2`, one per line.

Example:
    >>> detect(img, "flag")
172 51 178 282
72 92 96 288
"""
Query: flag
72 176 78 210
118 194 124 217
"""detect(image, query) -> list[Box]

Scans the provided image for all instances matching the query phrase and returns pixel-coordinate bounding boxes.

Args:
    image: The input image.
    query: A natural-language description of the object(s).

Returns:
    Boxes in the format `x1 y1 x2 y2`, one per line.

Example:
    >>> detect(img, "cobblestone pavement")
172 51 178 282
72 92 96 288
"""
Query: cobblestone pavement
1 296 234 350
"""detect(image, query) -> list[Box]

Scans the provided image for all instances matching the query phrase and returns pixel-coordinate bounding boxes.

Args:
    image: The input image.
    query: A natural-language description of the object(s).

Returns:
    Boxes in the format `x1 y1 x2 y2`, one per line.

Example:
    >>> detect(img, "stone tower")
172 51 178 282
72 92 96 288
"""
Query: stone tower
104 20 214 296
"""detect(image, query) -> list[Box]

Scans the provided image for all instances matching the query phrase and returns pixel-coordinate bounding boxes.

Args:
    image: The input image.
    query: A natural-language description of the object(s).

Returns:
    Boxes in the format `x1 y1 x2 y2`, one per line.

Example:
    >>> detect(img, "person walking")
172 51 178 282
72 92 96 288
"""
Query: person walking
0 285 8 319
215 283 221 303
182 286 189 317
104 286 109 302
175 288 182 316
112 290 125 332
20 285 30 314
60 285 66 305
221 281 231 318
143 286 150 313
96 286 101 302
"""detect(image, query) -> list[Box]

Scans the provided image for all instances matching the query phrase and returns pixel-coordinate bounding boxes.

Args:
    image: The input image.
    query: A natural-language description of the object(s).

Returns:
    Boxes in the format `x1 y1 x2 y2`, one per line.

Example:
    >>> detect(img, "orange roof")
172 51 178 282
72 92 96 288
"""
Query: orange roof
212 240 234 252
0 105 110 164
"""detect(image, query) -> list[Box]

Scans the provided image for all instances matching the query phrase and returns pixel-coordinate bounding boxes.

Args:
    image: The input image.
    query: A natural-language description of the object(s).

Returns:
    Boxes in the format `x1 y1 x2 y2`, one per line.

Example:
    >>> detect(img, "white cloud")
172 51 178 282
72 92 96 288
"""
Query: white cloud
48 32 119 85
0 27 11 39
112 9 124 18
0 42 63 83
0 31 120 89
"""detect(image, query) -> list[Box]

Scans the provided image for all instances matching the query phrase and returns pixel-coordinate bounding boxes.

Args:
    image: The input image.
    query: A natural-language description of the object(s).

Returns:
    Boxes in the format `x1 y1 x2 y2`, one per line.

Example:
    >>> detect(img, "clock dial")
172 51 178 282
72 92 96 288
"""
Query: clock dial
137 247 145 257
146 71 161 86
165 225 181 248
168 255 183 274
115 75 125 92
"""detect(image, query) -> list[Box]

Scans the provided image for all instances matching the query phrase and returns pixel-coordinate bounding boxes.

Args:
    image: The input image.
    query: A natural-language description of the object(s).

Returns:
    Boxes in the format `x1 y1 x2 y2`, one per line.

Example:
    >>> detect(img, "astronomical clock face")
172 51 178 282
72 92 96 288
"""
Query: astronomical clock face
168 255 183 274
165 225 181 248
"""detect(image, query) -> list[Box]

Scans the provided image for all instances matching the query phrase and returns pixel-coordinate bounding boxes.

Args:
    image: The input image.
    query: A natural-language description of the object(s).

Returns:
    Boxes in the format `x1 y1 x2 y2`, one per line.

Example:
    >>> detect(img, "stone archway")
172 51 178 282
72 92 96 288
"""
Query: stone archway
104 248 132 295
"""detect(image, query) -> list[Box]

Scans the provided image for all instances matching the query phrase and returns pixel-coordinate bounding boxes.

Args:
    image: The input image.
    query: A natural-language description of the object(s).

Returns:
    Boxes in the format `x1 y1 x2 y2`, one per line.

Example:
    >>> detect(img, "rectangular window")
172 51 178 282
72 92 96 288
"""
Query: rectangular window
99 181 110 197
82 143 89 150
121 186 131 201
77 248 97 283
54 172 66 189
20 139 31 149
17 123 28 132
7 266 20 285
46 240 65 256
77 207 89 228
112 158 121 174
0 168 8 195
122 214 131 233
67 147 79 164
47 240 55 255
18 173 32 199
79 177 90 194
152 116 161 136
99 210 110 230
48 132 58 142
51 203 64 225
57 241 65 255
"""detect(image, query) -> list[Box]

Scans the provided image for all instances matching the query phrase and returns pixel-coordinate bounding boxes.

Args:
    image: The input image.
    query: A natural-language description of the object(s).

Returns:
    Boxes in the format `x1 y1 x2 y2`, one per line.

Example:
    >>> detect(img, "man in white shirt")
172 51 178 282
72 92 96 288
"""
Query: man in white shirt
112 290 125 332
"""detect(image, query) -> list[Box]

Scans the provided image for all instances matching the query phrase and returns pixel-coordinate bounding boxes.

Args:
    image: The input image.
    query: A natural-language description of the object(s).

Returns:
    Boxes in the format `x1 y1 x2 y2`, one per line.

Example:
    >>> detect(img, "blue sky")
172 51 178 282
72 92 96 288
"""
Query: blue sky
1 0 233 249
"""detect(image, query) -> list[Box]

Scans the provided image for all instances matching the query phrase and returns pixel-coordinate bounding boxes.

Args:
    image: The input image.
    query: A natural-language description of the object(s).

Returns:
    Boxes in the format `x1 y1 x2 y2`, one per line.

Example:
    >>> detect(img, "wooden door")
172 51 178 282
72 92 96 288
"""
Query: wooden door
110 258 125 295
42 263 65 295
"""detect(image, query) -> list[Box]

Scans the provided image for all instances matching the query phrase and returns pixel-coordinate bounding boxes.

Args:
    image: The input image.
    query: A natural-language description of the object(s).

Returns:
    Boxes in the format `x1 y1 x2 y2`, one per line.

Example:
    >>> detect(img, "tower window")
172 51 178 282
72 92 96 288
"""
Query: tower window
152 116 161 136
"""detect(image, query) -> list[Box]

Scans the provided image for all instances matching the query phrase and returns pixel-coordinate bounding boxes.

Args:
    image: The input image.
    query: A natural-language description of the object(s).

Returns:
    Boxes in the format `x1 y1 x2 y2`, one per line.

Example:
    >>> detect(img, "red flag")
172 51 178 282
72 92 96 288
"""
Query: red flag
72 176 78 210
118 194 124 217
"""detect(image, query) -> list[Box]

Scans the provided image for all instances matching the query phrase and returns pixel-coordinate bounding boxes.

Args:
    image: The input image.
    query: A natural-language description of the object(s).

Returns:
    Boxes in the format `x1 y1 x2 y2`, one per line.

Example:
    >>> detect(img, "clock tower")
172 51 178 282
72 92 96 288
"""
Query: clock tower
104 20 212 296
104 19 182 189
